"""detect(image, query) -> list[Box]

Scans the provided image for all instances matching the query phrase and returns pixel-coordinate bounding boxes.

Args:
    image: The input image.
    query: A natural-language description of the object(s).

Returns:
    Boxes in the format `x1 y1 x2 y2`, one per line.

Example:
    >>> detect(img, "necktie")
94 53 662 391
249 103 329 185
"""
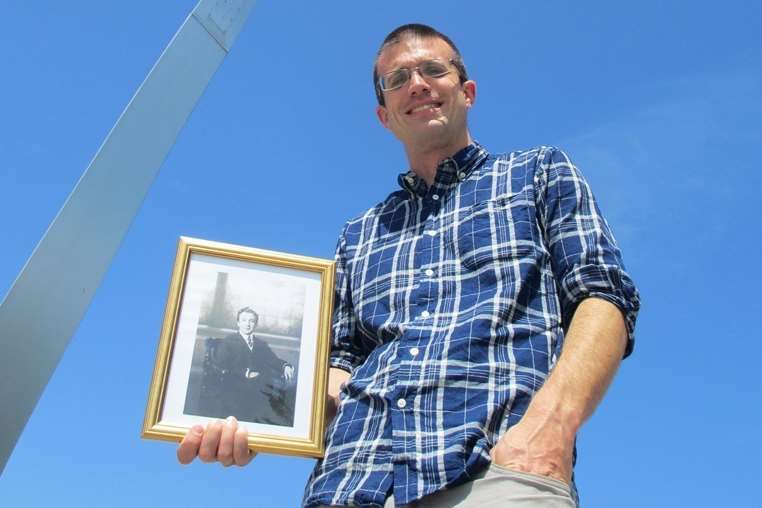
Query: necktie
246 336 253 350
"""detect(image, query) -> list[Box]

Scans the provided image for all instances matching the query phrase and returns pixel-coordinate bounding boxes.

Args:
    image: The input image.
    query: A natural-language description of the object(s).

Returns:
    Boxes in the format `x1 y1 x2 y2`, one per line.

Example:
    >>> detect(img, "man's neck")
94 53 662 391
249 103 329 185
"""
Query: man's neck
405 132 473 187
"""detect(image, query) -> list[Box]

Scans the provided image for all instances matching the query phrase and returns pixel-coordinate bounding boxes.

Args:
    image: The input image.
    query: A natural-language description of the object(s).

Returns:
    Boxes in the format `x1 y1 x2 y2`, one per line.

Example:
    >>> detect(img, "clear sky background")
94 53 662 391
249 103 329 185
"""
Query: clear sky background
1 1 761 506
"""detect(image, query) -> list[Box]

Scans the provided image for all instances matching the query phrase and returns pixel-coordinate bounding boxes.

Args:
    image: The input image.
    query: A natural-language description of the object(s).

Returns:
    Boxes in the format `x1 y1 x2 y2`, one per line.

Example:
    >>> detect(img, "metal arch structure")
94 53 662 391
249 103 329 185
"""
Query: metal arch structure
0 0 256 474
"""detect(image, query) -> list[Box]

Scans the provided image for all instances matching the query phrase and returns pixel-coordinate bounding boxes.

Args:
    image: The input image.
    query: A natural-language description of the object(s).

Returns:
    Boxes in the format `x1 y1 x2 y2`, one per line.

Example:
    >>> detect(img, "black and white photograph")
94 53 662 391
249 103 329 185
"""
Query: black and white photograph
143 237 334 457
183 275 302 427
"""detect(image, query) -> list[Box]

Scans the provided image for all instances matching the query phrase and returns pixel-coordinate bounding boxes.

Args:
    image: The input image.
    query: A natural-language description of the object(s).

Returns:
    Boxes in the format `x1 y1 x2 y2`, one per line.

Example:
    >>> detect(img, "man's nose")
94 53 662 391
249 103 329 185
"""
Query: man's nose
407 69 431 96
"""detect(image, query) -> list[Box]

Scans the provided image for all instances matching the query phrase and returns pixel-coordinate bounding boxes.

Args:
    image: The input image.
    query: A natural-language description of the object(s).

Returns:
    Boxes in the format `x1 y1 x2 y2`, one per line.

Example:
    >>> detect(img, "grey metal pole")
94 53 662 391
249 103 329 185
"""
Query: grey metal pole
0 0 256 474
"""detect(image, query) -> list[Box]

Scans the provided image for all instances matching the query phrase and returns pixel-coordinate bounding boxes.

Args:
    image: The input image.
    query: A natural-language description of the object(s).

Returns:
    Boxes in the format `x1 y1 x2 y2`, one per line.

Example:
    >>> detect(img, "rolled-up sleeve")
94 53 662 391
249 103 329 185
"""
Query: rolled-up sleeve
328 228 368 373
534 147 641 357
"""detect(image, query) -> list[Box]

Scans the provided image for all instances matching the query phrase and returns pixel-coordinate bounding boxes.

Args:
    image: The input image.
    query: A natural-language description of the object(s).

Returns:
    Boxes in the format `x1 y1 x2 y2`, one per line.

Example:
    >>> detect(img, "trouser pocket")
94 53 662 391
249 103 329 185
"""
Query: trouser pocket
488 463 574 499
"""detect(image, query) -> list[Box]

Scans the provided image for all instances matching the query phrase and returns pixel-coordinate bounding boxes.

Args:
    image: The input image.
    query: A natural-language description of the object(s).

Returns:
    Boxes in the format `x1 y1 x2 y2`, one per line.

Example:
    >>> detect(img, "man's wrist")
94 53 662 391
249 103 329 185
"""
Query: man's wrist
521 389 584 438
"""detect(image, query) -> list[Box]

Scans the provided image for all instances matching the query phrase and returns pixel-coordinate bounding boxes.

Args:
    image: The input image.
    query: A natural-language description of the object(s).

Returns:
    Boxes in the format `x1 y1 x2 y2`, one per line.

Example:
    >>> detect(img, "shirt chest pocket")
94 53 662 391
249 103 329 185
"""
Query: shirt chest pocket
447 193 539 270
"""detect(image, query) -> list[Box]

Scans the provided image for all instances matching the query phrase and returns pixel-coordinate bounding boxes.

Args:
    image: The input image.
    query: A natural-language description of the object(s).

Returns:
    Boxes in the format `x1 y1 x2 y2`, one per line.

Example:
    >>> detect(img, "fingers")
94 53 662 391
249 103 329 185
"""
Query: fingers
217 416 237 467
198 420 224 462
177 425 204 464
177 418 254 467
233 424 255 466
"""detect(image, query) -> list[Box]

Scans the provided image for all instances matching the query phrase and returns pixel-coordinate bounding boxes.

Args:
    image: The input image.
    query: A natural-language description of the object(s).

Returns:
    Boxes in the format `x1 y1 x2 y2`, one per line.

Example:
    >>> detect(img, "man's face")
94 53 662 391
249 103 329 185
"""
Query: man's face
375 36 476 152
237 311 257 336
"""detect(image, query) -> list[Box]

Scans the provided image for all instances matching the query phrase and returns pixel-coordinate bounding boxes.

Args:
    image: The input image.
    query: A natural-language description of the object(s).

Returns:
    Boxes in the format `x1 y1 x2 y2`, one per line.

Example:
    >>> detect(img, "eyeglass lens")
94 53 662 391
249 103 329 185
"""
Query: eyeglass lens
381 60 451 91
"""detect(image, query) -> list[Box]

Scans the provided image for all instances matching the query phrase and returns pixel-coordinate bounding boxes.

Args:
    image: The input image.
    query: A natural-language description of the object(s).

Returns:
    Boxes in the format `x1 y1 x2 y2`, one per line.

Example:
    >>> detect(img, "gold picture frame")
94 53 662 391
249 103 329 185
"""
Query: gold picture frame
142 237 335 458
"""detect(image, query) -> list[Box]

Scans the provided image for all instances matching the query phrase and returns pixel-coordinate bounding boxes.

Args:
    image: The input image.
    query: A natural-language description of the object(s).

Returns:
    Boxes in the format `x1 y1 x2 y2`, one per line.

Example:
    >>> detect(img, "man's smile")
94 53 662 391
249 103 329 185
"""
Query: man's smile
406 100 443 115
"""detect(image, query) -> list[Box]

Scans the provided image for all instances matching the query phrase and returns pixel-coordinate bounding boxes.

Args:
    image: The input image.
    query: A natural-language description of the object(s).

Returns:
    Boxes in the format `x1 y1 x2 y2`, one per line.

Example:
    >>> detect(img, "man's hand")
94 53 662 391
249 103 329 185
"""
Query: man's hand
489 409 574 485
177 416 255 467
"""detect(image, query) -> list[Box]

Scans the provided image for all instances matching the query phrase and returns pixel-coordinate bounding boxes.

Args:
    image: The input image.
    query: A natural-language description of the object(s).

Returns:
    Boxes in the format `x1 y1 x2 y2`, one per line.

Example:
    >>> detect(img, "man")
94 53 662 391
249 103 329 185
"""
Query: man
178 24 639 508
201 306 295 425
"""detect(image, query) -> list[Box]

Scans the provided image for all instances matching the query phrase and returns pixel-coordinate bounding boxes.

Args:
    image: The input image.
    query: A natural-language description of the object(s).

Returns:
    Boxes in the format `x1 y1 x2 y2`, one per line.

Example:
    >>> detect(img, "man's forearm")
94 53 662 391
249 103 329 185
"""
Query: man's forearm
526 296 628 432
490 296 628 482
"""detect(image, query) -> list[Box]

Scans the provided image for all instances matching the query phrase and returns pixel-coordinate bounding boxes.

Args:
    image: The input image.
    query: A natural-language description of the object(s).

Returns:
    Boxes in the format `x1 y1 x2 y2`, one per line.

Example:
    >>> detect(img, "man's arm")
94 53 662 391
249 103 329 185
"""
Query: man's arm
488 147 641 483
491 297 627 484
252 338 293 381
326 367 351 423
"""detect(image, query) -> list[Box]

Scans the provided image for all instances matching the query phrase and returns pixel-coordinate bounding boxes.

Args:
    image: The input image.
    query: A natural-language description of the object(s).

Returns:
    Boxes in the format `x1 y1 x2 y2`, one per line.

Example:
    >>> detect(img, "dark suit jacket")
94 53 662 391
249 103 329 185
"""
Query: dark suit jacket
202 332 294 425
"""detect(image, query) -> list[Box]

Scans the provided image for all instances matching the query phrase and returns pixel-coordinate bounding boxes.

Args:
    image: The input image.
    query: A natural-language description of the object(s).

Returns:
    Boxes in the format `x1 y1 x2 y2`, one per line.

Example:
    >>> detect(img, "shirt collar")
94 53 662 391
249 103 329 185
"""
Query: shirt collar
397 141 489 197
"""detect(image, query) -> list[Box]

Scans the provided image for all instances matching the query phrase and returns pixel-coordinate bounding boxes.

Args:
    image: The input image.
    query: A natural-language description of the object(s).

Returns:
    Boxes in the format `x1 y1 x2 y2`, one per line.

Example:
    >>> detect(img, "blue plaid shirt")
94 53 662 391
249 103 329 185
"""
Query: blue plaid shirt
303 143 639 507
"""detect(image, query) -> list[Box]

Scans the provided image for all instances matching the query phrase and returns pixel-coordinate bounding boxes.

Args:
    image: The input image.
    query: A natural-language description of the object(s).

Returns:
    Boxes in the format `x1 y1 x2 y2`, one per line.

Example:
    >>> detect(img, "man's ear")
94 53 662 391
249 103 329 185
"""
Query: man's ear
463 80 477 108
376 105 390 129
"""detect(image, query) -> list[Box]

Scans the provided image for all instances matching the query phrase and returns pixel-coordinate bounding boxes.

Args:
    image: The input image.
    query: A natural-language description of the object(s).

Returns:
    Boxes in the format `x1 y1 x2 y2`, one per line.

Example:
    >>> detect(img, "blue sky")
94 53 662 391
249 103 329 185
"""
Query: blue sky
1 1 761 506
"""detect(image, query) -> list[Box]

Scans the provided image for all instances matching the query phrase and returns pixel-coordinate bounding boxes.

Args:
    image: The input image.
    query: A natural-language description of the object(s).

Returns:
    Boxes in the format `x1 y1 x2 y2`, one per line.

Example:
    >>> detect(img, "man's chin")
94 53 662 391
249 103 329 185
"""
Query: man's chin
409 124 454 146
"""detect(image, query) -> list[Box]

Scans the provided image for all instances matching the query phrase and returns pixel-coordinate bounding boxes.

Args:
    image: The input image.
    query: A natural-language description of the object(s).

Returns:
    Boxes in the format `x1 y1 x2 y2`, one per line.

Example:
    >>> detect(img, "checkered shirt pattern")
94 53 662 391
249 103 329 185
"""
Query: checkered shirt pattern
303 143 640 507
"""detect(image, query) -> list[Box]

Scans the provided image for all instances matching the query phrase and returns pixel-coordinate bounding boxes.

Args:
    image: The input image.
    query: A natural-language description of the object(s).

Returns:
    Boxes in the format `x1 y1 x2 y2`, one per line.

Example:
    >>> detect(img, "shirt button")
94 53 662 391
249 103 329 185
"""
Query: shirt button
410 347 419 357
432 194 440 200
397 398 407 409
425 269 434 277
421 310 430 318
458 171 466 180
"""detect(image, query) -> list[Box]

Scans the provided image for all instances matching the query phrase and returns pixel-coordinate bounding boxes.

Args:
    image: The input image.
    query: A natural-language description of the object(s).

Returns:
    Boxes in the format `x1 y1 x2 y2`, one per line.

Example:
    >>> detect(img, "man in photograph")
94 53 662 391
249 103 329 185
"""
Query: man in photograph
178 23 640 508
202 306 295 426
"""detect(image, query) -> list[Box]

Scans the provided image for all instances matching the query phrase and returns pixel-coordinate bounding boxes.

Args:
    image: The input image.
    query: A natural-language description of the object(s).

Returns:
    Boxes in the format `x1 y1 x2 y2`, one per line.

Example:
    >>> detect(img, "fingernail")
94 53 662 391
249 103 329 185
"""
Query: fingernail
192 425 203 436
227 416 237 425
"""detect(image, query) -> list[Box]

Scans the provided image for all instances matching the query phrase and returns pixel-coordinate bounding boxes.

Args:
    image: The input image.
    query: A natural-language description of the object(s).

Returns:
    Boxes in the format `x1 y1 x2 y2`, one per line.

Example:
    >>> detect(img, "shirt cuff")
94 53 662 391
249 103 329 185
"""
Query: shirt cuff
329 351 363 374
560 263 641 357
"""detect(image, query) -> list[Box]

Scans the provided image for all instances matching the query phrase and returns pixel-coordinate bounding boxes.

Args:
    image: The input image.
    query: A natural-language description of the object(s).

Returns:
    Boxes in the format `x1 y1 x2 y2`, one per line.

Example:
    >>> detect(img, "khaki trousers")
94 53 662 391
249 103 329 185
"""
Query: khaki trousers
321 464 578 507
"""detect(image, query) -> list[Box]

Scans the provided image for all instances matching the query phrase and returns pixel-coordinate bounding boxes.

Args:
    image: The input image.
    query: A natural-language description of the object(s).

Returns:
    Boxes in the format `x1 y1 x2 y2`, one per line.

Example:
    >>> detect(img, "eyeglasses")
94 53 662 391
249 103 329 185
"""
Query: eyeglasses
378 59 454 92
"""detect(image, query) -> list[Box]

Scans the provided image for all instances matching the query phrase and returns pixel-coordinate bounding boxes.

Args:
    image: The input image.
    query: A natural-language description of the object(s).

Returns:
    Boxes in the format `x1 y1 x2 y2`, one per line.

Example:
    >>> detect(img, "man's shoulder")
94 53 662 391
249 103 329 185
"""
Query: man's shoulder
484 146 582 188
252 335 273 349
488 145 567 168
217 333 245 350
340 188 411 233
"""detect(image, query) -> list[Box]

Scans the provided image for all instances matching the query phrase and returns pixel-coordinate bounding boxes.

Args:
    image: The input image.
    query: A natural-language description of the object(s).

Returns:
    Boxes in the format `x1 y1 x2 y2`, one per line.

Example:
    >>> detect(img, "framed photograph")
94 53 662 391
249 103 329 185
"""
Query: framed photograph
142 237 335 457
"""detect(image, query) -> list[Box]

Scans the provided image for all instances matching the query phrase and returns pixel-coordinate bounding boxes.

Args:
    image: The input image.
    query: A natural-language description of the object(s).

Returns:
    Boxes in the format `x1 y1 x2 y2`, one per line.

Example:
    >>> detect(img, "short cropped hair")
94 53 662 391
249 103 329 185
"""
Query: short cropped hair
373 23 469 106
236 307 259 325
